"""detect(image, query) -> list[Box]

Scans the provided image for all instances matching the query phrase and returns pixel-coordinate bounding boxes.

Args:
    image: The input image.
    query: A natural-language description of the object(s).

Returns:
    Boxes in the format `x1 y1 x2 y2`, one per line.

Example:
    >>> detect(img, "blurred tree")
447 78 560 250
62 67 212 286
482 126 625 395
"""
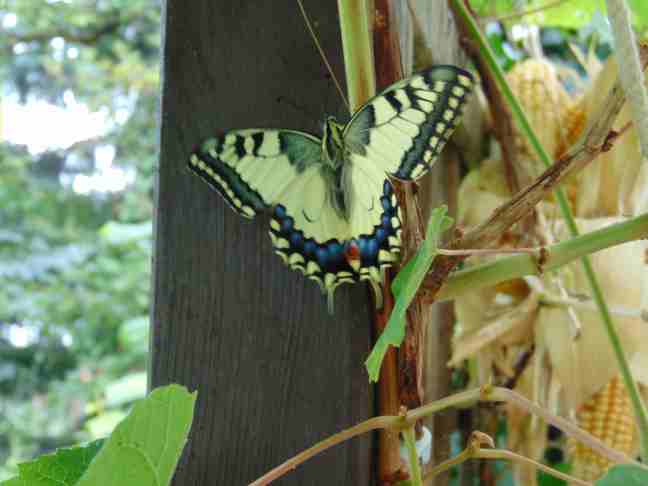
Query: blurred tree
0 1 158 478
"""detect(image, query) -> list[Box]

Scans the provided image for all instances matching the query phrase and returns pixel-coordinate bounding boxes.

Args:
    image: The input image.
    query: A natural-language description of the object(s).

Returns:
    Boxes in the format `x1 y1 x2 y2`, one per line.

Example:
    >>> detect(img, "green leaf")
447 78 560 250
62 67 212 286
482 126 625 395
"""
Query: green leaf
76 384 196 486
628 0 648 28
469 0 648 30
0 440 104 486
365 207 450 382
595 465 648 485
1 385 195 486
391 212 453 297
469 0 517 16
526 0 605 29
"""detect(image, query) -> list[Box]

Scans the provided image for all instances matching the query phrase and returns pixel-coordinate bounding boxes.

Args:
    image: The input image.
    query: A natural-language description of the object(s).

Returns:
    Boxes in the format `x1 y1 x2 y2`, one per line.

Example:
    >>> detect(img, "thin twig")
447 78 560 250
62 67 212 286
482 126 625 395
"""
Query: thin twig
2 16 127 48
249 386 646 485
436 247 539 256
540 293 646 320
425 430 593 485
296 0 349 111
485 387 639 466
248 416 397 486
480 449 592 486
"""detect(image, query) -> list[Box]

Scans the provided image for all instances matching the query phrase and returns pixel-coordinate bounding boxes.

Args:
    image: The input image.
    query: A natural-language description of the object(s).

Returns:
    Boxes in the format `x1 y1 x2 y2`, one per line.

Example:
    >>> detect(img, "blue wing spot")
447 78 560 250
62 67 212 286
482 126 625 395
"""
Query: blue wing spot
316 247 329 266
356 237 368 254
290 231 304 248
281 216 294 232
381 196 391 211
303 240 317 256
374 228 387 244
275 205 287 218
364 238 379 258
328 241 344 261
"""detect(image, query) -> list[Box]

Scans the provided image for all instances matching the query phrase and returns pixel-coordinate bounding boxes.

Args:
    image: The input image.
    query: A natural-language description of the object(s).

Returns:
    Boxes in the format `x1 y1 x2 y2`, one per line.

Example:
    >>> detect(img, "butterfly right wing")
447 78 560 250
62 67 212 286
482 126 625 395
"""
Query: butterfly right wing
189 129 324 219
343 65 474 181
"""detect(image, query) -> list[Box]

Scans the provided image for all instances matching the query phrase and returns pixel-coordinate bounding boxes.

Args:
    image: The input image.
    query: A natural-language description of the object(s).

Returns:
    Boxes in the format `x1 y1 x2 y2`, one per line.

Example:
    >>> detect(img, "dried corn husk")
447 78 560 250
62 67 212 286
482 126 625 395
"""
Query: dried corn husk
454 53 648 483
570 57 645 217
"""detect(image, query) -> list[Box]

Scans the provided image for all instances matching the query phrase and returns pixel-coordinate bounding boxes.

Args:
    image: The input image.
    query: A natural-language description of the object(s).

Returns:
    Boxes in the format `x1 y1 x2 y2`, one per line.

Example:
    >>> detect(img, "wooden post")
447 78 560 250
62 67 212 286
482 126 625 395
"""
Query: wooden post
150 2 372 484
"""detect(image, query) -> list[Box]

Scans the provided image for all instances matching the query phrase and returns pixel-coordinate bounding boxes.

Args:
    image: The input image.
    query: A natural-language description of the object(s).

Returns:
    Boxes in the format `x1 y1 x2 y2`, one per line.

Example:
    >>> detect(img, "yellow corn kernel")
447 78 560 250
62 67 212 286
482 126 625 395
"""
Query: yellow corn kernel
568 376 637 481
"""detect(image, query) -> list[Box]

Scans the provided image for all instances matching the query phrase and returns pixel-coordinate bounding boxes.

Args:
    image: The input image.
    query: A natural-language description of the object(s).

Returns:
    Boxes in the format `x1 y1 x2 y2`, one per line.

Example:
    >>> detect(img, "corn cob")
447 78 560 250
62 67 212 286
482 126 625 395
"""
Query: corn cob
506 58 572 165
568 376 637 481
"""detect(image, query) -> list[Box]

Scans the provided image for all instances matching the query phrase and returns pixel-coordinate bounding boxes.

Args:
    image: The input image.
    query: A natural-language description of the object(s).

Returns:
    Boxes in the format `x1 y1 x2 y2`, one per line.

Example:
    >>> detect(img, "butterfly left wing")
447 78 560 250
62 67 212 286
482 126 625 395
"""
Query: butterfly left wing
343 65 474 181
189 129 323 219
189 129 369 296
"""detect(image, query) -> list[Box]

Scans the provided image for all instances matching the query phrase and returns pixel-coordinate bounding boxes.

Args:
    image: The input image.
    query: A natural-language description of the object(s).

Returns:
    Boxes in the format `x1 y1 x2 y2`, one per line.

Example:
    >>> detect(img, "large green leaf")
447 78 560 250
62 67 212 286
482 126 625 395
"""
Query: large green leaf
1 385 196 486
77 384 196 486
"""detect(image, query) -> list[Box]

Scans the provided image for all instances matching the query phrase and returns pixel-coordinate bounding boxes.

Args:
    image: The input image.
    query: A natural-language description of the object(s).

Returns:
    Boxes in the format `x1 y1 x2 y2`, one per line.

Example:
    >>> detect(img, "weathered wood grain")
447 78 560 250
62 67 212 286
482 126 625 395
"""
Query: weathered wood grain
150 2 372 484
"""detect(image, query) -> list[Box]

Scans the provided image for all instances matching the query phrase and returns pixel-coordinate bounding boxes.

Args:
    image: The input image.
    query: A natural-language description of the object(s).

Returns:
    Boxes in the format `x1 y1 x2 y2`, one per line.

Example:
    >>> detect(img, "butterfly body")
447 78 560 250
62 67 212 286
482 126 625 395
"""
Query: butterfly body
189 65 473 304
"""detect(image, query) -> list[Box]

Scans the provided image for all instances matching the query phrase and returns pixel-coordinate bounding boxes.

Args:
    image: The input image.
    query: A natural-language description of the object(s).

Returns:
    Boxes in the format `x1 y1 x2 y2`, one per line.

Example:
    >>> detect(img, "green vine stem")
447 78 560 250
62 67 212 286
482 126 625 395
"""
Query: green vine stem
437 213 648 301
450 0 648 459
336 0 374 113
337 1 408 481
402 426 423 486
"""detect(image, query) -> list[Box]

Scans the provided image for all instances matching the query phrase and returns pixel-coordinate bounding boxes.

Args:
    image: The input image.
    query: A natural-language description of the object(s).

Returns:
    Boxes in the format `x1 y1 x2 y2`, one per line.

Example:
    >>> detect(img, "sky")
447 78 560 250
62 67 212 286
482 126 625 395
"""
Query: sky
2 96 134 194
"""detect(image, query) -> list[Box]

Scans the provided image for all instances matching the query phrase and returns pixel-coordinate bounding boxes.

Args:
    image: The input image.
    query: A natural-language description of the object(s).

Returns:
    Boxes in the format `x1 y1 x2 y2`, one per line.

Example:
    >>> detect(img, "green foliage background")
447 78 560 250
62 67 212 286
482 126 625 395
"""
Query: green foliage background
0 1 158 478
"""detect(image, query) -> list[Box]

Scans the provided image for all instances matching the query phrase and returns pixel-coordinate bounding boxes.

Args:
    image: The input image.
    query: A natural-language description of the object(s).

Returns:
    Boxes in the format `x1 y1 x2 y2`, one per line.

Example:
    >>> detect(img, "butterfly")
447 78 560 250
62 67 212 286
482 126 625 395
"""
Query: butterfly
188 65 473 309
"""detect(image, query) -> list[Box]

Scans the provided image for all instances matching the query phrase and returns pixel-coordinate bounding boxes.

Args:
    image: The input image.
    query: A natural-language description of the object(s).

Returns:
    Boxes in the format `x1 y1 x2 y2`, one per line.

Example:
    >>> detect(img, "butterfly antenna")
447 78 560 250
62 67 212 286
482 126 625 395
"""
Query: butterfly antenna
296 0 350 111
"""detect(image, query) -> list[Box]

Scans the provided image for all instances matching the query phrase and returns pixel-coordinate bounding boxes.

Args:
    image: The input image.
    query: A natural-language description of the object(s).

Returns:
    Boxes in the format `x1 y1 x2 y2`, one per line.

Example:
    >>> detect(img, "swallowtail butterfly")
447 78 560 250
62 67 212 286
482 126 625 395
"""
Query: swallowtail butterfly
189 65 473 308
